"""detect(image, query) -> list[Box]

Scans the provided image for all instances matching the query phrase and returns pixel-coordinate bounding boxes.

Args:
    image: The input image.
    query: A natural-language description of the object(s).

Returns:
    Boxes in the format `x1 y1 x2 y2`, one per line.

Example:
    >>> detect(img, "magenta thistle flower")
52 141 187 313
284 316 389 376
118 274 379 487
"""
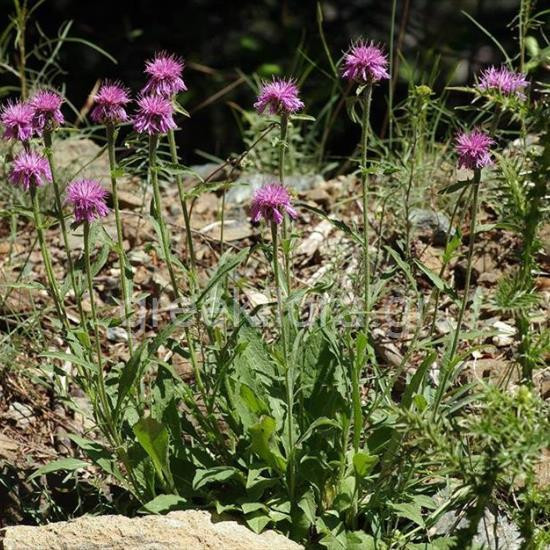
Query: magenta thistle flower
455 129 494 170
133 94 177 135
66 179 110 223
91 81 131 124
250 183 297 225
9 150 52 191
342 40 390 84
478 66 529 98
477 66 529 98
1 100 34 142
254 78 304 116
142 52 187 97
29 90 64 134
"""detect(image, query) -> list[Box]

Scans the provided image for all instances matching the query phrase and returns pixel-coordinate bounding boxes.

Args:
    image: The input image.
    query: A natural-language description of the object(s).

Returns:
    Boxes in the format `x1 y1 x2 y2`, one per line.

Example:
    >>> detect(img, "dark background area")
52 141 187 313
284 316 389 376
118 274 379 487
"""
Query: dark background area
0 0 525 164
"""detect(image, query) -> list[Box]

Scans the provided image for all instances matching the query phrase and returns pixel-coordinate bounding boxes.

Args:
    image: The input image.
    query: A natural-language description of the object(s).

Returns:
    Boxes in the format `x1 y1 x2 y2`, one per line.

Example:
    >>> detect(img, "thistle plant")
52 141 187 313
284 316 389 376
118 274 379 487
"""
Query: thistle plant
133 93 179 297
142 52 197 281
434 129 494 412
8 149 68 325
91 81 134 352
342 39 389 334
133 89 204 392
341 39 389 452
65 179 110 421
29 89 86 325
250 182 297 502
255 77 304 291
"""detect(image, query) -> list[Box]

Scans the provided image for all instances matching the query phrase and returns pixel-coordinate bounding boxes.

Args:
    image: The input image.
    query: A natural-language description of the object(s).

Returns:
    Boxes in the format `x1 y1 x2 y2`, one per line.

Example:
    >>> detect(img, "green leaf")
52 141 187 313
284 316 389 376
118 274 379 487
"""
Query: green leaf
442 231 461 264
133 417 171 486
196 248 249 306
390 502 425 527
298 489 317 526
245 510 271 533
385 246 417 290
415 259 458 301
401 352 436 410
249 416 286 473
439 180 471 195
298 202 362 245
140 494 187 514
193 466 243 490
68 435 122 481
290 113 316 122
345 531 376 550
352 452 378 477
40 351 92 370
28 458 88 481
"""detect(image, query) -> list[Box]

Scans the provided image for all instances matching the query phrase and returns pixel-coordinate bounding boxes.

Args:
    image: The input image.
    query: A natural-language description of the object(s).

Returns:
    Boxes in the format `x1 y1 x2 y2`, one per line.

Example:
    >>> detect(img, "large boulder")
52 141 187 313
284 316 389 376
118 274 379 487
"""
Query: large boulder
1 510 302 550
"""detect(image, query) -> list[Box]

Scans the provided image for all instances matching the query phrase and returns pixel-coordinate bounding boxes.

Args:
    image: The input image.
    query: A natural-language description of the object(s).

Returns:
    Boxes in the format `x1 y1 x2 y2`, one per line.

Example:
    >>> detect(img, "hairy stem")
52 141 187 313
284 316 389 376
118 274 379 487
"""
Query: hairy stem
149 134 204 395
43 130 85 325
433 169 482 415
30 185 68 327
106 124 133 354
278 114 292 292
167 129 197 284
271 221 294 502
83 220 114 438
360 86 373 330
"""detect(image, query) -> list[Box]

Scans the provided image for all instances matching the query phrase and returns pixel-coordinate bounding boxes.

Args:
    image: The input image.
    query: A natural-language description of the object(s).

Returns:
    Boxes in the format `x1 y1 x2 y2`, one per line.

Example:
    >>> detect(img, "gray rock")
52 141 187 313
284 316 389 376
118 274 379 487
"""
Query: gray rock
1 510 303 550
408 208 454 246
52 137 111 182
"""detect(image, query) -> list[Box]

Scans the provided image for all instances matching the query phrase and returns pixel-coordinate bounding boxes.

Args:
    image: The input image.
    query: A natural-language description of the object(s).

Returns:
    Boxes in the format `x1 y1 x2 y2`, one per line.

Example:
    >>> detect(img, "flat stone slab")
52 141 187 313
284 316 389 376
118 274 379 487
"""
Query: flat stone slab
1 510 302 550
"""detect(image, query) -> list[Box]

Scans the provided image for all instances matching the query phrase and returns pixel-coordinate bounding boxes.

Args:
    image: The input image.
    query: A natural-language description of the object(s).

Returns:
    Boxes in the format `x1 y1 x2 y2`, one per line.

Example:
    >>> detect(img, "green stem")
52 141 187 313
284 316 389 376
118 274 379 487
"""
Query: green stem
83 221 110 425
351 354 362 453
429 184 471 337
30 185 68 327
167 129 197 285
149 134 205 395
43 131 85 325
149 135 181 299
278 114 292 292
448 169 481 360
106 124 133 354
360 86 373 331
271 221 294 502
433 169 482 415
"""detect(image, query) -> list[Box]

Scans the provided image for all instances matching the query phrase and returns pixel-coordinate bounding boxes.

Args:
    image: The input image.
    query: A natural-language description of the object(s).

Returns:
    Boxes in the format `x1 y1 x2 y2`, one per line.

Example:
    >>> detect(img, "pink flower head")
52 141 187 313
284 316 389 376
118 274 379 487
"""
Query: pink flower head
477 66 529 98
250 183 297 225
133 94 177 135
455 129 494 170
66 179 109 223
1 100 34 142
342 40 390 84
9 150 52 191
30 90 64 134
254 78 304 116
91 81 131 124
143 52 187 97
